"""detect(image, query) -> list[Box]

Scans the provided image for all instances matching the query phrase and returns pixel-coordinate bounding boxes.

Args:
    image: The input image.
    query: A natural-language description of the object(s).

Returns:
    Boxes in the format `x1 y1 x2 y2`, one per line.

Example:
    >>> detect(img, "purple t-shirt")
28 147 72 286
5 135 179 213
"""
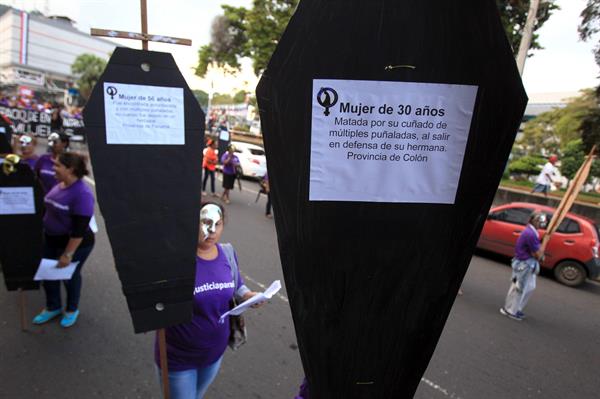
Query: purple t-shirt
515 224 540 261
22 155 39 171
220 152 239 175
43 179 95 236
35 154 57 193
155 244 245 371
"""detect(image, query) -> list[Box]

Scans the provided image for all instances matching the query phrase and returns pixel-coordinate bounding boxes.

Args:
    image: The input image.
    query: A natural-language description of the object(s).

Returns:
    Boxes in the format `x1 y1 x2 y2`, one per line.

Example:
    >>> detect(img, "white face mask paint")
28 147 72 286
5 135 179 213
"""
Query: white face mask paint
48 132 60 148
200 204 222 241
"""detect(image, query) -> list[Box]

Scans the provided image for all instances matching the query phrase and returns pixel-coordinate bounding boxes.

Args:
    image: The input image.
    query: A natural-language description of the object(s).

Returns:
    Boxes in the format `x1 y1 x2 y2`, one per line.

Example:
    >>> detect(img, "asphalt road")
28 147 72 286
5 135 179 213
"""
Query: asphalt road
2 177 600 399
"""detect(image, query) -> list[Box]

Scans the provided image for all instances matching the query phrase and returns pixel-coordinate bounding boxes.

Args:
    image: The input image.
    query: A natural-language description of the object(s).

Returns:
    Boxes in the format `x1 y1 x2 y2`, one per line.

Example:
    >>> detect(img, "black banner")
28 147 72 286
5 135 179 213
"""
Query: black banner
0 106 52 137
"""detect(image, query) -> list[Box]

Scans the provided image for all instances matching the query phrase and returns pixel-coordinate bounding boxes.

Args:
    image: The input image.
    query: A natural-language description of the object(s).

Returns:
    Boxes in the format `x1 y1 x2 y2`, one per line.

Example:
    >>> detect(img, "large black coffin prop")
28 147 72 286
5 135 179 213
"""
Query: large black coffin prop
0 163 43 291
257 1 527 397
84 48 204 333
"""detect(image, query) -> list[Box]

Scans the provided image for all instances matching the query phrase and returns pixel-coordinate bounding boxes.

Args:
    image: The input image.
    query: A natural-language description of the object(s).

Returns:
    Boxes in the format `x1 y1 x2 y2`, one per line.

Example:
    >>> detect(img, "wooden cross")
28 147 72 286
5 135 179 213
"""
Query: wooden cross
90 0 191 50
90 3 191 398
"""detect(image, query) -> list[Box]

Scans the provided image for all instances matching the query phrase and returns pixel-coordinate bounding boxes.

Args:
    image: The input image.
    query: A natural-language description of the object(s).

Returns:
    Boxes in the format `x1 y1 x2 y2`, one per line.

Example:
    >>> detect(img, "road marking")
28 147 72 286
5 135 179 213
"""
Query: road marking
420 377 462 398
241 272 289 303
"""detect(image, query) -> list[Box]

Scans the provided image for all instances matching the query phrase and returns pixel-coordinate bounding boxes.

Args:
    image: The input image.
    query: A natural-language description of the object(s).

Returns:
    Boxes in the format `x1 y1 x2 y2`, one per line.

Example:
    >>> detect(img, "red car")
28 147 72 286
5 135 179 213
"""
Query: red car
477 202 600 287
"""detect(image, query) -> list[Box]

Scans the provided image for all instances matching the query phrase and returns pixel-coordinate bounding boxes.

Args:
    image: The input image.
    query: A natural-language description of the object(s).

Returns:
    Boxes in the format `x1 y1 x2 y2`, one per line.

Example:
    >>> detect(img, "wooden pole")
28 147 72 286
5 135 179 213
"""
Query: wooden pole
158 328 170 399
541 146 596 252
140 0 149 50
18 288 27 332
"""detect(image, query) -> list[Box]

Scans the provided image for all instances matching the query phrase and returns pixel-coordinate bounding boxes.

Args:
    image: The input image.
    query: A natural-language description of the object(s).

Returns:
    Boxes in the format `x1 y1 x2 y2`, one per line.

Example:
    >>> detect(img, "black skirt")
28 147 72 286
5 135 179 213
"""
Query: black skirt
223 173 236 189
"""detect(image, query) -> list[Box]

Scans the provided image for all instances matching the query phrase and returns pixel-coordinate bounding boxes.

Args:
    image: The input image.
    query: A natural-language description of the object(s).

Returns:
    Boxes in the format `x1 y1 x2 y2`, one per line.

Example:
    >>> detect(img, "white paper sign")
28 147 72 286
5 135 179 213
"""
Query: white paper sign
103 82 184 145
218 280 281 323
34 258 79 281
0 187 35 215
310 79 478 204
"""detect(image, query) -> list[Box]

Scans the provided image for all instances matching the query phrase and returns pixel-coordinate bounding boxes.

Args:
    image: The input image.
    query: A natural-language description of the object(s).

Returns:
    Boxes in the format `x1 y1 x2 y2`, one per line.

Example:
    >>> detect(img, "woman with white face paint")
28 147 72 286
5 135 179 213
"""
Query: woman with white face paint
18 134 38 170
155 202 262 399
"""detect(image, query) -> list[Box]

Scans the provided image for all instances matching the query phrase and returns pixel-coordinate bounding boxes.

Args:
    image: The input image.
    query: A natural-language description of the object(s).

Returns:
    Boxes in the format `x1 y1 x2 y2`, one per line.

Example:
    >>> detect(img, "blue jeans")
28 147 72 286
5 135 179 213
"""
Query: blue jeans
203 169 215 193
157 356 223 399
42 244 94 312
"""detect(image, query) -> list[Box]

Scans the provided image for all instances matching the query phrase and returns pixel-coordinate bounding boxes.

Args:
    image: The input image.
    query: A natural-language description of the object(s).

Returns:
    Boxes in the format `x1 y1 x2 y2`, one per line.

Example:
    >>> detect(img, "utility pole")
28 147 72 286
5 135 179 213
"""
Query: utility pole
516 0 541 76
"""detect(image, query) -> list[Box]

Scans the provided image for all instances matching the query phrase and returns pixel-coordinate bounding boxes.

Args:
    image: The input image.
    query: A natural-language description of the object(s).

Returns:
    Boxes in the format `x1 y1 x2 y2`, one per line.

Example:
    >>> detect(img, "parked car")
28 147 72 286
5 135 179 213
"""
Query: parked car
230 141 267 179
477 202 600 287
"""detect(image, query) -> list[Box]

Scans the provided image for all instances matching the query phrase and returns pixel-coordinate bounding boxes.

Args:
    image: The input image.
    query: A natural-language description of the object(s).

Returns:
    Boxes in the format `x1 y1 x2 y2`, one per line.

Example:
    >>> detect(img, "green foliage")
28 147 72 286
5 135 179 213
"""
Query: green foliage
579 0 600 67
561 139 586 180
497 1 559 56
192 90 209 109
71 54 107 101
560 138 600 181
508 155 546 175
233 90 248 103
196 1 557 78
211 92 234 105
519 89 600 153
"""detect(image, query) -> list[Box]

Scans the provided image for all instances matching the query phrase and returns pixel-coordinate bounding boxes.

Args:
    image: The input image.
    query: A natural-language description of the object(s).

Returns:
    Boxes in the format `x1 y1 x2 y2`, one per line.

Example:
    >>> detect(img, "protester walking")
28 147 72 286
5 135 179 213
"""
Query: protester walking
35 132 69 194
202 139 218 197
17 134 38 170
155 202 262 399
531 155 558 197
262 172 272 218
33 152 96 328
500 211 546 321
220 144 239 204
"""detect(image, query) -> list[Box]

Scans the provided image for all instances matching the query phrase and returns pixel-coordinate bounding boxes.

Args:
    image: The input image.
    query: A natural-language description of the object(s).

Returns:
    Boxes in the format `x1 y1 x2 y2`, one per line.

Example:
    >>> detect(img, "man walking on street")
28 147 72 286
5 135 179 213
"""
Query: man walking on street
531 155 558 197
500 211 547 321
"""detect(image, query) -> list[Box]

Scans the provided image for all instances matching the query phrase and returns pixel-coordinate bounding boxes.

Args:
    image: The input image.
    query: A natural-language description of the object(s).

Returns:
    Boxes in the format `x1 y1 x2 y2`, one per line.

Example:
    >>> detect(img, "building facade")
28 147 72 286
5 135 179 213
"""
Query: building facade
0 5 116 95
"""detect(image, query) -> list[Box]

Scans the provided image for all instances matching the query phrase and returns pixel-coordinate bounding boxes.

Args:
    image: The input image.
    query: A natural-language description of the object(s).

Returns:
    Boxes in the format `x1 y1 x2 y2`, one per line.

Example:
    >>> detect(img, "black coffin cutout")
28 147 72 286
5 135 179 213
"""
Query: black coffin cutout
0 163 43 291
84 48 204 333
257 1 527 397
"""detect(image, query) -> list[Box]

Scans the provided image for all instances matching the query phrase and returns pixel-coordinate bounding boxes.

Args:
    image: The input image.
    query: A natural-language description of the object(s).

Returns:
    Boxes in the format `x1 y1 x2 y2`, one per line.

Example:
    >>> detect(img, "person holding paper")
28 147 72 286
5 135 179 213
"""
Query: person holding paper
17 134 38 170
32 152 95 328
34 132 69 194
155 202 261 399
220 144 240 204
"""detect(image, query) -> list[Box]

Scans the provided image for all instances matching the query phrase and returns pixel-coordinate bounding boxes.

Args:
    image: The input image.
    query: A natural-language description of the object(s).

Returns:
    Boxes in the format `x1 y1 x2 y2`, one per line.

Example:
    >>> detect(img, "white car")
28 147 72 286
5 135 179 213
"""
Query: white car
231 141 267 179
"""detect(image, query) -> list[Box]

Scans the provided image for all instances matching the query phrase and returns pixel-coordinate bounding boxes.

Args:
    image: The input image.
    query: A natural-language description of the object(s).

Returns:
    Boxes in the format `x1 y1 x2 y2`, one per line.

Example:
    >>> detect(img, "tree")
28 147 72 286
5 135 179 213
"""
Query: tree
519 89 600 153
497 0 559 57
560 138 600 182
579 0 600 67
211 92 234 105
195 0 557 78
233 90 248 103
71 54 107 101
508 154 546 176
192 90 209 109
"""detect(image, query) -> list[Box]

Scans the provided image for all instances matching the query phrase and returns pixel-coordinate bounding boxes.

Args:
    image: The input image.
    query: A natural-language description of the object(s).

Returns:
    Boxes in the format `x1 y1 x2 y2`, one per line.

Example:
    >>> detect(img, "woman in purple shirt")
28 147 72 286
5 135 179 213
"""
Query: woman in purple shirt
17 134 39 170
32 152 95 328
34 132 69 194
155 202 261 399
220 144 240 204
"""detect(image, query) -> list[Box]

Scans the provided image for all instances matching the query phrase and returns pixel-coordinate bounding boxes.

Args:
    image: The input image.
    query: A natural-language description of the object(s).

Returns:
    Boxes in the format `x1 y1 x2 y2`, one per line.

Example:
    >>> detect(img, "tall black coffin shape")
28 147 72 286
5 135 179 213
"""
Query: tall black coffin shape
84 48 204 333
0 163 43 291
257 0 527 397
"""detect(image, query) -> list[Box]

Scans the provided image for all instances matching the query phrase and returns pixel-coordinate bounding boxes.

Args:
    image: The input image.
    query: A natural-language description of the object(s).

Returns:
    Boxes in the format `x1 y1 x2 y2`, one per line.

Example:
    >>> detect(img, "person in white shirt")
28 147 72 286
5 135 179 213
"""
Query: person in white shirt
531 155 558 196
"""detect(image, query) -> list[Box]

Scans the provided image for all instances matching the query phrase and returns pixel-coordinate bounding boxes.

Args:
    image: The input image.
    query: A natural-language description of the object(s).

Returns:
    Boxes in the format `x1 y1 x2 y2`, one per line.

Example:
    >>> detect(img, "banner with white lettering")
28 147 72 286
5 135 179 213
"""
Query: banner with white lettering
0 106 52 136
310 79 478 204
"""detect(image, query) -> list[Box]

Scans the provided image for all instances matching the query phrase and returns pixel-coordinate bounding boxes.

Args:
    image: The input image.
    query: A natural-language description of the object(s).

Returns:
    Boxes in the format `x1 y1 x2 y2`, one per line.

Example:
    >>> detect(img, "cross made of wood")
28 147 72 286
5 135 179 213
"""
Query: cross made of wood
90 0 191 50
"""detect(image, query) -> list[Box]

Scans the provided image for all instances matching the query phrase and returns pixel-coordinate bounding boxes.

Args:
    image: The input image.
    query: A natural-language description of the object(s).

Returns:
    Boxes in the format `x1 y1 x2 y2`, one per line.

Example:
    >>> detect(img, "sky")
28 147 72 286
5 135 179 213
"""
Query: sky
4 0 599 97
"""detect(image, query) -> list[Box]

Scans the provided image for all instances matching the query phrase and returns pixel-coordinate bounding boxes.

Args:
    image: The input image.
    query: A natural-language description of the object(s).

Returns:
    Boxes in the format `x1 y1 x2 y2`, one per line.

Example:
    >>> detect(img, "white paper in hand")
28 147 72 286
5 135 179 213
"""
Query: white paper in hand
219 280 281 323
34 258 79 281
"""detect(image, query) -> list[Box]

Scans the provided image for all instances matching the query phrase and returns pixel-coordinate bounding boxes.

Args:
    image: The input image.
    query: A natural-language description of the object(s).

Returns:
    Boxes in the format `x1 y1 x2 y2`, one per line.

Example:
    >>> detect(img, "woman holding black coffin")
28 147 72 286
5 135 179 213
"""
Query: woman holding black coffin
32 152 95 328
155 202 263 399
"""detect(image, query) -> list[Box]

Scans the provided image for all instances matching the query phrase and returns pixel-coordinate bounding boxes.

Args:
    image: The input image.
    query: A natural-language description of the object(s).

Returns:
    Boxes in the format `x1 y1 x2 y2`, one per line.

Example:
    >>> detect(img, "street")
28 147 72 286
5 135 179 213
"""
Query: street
1 179 600 399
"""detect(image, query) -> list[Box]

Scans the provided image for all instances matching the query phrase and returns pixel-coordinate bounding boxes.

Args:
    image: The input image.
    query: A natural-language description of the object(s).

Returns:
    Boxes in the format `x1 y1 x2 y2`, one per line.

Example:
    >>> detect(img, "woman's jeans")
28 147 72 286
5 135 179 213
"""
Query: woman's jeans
157 356 223 399
42 244 94 312
203 169 215 193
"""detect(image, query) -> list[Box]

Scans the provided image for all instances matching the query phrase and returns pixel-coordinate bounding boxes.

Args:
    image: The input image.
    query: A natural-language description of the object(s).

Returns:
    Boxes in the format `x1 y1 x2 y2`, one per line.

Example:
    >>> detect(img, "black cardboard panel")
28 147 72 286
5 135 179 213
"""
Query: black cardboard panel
0 163 43 291
84 48 204 333
256 1 527 397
